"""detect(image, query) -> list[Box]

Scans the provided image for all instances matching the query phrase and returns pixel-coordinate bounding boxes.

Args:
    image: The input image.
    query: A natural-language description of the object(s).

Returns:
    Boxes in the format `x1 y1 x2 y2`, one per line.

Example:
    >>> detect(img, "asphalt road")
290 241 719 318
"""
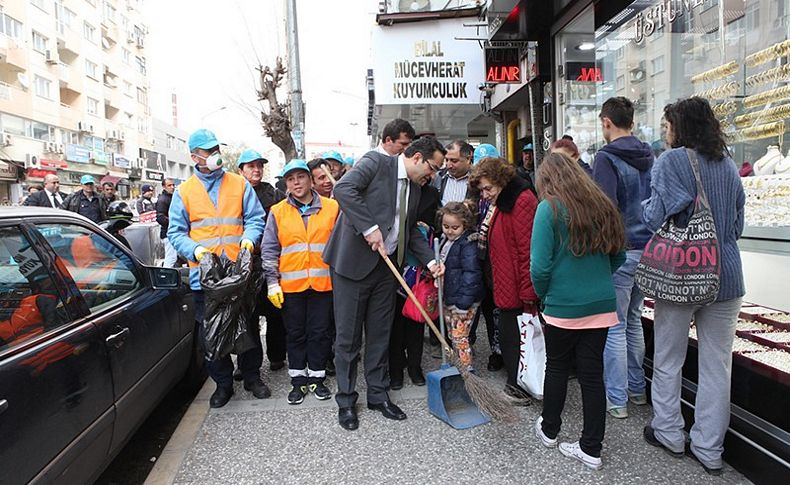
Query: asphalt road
94 380 203 485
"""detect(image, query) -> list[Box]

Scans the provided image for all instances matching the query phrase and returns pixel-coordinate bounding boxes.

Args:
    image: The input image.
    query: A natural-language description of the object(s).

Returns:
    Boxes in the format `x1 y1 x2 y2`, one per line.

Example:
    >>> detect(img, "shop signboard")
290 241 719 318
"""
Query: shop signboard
113 153 131 169
485 47 521 84
93 150 109 166
65 144 92 164
139 148 166 172
39 159 68 169
0 163 18 180
372 17 485 105
144 169 164 182
565 62 604 83
26 168 56 180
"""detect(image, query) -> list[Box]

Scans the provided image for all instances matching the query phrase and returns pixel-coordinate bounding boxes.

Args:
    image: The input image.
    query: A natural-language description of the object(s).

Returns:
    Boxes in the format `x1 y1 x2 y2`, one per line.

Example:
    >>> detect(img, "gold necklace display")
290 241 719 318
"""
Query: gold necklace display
729 121 786 142
734 104 790 128
743 85 790 109
745 64 790 87
745 39 790 67
712 101 738 117
694 81 739 100
691 61 739 83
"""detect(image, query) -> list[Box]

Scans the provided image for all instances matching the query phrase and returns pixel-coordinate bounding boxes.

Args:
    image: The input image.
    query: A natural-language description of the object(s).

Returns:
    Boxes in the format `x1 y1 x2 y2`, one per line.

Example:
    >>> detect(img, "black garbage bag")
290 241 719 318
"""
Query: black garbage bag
199 249 257 361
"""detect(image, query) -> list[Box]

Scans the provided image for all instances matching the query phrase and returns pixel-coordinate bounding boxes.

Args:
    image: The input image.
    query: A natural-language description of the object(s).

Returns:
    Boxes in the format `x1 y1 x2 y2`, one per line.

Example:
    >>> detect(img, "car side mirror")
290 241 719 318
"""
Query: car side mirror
149 266 180 289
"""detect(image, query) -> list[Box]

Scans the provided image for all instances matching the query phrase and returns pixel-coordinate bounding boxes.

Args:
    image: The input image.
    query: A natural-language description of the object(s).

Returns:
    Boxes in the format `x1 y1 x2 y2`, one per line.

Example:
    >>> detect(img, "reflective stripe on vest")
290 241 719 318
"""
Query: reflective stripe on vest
179 173 246 268
271 196 339 293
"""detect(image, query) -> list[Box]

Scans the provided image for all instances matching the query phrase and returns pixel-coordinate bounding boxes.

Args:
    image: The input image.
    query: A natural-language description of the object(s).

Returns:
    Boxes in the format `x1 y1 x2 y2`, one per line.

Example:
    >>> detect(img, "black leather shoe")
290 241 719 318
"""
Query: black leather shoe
408 367 426 386
338 407 358 431
367 400 407 420
685 442 723 475
643 426 684 458
209 386 234 408
244 378 272 399
269 360 286 371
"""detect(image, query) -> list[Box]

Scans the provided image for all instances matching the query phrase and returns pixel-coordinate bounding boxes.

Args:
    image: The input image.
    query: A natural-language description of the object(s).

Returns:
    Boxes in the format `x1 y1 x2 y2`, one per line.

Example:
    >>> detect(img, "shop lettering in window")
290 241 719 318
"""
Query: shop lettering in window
632 0 707 44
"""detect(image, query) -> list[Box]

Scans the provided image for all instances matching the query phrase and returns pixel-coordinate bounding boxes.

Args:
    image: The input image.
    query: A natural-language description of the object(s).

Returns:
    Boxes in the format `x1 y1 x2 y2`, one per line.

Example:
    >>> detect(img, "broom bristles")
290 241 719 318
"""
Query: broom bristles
446 347 520 423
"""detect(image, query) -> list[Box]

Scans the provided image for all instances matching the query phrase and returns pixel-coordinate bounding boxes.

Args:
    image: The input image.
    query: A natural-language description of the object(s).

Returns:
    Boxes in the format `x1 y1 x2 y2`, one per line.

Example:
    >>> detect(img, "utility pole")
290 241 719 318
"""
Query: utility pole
286 0 305 158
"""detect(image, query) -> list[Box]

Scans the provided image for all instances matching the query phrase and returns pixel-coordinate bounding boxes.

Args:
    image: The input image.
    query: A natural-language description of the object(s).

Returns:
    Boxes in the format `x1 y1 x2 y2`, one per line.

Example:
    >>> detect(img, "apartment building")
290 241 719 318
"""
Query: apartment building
0 0 151 202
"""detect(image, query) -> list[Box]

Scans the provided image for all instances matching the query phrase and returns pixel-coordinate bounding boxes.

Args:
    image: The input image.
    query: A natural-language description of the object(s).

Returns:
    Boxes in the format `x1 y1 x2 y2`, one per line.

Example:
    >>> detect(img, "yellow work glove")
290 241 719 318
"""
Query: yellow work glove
194 246 211 261
267 284 284 309
240 239 254 252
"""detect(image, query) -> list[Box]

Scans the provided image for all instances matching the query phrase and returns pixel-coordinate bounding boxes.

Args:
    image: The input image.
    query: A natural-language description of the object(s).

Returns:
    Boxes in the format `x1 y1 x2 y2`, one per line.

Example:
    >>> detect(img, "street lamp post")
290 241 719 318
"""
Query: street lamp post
199 106 228 125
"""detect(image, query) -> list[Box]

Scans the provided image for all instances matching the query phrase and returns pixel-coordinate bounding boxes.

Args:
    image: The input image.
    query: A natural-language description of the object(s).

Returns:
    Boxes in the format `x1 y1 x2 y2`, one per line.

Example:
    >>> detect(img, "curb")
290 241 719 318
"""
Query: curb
143 379 213 485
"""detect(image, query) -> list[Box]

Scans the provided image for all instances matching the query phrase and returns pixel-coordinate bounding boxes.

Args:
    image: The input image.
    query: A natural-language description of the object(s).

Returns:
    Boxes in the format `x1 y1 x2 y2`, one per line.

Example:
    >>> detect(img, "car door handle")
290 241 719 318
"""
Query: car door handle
181 304 188 312
106 327 130 348
0 399 8 415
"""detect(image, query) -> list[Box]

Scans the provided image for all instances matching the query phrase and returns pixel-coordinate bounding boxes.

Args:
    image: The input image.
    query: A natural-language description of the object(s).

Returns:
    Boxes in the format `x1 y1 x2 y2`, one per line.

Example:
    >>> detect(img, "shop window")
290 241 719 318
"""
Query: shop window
87 97 100 116
83 21 97 43
34 75 52 100
0 13 23 41
0 227 69 352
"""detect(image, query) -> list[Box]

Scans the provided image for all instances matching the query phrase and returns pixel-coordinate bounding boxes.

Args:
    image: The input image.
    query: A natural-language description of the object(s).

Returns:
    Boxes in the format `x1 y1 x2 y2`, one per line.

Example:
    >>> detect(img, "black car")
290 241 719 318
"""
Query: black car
0 208 203 484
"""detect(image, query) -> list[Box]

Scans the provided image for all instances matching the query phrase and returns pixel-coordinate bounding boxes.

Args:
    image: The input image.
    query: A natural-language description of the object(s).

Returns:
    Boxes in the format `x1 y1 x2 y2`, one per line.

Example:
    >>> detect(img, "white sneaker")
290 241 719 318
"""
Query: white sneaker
558 441 602 470
534 416 558 448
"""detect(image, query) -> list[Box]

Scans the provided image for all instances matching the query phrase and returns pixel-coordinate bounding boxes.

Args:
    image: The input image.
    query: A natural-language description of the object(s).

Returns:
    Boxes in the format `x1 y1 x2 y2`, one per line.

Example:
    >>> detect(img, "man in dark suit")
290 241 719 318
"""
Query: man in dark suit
23 174 66 208
323 136 446 431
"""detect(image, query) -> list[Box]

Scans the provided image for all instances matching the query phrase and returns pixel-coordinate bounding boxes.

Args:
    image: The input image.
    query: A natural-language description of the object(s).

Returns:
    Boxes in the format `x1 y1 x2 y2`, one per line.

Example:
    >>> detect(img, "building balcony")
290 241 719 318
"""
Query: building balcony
59 102 81 129
0 81 33 119
0 35 28 72
55 23 81 57
58 63 83 93
104 84 123 110
102 23 119 44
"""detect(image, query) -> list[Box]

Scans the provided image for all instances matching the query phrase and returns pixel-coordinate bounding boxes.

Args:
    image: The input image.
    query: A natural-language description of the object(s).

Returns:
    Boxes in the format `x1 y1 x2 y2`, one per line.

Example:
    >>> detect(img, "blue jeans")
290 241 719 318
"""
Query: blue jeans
603 249 646 408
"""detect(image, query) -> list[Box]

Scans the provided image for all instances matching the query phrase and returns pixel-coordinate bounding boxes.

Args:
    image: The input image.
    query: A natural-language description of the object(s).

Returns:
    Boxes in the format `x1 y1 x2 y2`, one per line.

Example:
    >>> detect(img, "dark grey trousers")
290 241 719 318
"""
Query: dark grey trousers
332 259 397 408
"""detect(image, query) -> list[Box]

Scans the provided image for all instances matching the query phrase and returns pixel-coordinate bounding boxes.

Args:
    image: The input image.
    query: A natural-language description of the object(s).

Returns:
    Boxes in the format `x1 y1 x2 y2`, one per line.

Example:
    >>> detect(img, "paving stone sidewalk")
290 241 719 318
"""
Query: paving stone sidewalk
150 325 750 485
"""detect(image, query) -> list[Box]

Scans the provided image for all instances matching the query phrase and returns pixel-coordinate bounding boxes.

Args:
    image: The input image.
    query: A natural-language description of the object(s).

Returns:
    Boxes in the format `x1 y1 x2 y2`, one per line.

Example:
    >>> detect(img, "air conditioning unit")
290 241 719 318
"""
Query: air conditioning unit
56 143 65 154
1 132 12 147
78 121 94 133
126 31 135 43
44 141 57 153
25 154 39 169
107 129 118 140
118 131 126 141
45 50 58 64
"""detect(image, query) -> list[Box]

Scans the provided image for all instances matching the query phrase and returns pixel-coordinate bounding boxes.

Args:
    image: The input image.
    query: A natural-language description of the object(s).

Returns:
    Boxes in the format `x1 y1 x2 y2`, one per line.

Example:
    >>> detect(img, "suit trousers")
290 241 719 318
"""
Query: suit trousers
194 291 263 389
332 258 397 408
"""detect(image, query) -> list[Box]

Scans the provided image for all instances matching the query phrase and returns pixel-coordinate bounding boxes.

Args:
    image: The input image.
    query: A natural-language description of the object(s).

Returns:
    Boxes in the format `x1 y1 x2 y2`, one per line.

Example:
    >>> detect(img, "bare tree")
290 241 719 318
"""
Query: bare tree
256 57 296 160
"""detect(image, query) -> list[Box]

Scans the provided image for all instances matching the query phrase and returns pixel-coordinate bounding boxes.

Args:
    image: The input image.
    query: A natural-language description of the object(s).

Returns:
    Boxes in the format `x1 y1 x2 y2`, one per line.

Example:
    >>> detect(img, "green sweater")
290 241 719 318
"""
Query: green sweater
530 199 625 319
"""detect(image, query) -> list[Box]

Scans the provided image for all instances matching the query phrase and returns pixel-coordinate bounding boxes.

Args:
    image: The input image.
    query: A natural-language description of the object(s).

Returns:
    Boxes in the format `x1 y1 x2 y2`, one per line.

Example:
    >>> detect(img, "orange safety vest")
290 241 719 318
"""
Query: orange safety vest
179 172 247 268
270 196 339 293
0 294 49 344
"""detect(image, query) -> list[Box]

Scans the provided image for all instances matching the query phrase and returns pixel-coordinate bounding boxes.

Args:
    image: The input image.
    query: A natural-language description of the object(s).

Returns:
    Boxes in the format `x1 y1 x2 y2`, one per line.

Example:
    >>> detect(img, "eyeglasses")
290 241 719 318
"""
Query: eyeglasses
425 160 442 172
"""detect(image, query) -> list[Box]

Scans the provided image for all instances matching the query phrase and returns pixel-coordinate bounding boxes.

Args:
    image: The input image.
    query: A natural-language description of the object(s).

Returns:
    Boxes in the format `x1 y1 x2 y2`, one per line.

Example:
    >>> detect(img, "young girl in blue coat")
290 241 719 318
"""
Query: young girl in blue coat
438 202 484 370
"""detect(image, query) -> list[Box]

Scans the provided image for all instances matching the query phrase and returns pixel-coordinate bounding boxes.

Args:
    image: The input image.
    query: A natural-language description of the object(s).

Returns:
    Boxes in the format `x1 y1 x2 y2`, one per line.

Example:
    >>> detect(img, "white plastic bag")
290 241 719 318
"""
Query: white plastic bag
517 312 546 399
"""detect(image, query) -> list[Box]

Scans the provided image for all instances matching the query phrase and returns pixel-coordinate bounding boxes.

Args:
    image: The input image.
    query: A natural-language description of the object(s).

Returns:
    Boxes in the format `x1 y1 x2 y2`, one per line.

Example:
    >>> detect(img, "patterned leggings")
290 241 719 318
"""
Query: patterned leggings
444 303 480 370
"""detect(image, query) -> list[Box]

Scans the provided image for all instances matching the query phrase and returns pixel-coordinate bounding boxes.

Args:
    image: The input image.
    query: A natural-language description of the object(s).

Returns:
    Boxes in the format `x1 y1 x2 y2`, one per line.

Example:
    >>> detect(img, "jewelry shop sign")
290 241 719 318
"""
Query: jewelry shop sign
372 17 484 105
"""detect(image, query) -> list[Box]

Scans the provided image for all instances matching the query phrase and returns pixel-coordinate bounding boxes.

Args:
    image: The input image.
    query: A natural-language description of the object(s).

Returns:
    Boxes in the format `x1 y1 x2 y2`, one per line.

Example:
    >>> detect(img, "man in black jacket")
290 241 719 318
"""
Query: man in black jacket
23 174 66 208
237 149 288 373
61 175 107 223
156 178 177 267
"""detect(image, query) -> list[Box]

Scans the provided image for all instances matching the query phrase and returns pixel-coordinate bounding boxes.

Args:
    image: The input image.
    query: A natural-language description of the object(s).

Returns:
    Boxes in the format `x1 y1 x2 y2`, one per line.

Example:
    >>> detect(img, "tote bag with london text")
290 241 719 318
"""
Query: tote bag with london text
635 148 720 305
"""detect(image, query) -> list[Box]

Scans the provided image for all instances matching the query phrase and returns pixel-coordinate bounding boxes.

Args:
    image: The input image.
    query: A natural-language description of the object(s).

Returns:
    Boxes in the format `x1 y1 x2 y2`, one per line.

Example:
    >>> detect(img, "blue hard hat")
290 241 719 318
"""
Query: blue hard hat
80 174 95 185
280 159 310 178
473 143 499 164
188 128 220 152
237 148 269 168
321 150 344 163
343 156 354 166
522 143 534 151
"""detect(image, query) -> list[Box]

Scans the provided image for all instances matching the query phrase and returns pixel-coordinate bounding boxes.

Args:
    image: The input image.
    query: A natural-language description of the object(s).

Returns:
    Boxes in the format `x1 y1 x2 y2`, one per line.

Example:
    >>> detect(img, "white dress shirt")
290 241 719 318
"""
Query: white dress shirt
46 189 62 207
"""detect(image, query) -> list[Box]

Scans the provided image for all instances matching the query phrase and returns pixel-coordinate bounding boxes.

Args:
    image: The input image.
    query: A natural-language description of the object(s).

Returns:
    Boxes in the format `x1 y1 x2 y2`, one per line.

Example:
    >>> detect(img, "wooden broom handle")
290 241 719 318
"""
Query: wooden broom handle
376 247 451 351
320 164 337 185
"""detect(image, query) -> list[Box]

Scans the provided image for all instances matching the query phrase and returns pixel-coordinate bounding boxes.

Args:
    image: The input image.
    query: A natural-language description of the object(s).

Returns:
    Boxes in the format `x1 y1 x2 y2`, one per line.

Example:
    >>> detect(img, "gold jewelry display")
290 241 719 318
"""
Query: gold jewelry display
729 121 786 142
745 64 790 87
712 101 738 117
734 103 790 128
694 81 739 100
745 39 790 67
691 61 739 83
743 85 790 109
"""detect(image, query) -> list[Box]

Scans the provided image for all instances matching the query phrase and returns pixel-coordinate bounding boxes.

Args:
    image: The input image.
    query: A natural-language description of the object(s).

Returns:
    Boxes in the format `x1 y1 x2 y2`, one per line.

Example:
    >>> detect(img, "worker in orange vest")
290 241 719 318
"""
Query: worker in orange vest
262 160 339 405
167 128 266 409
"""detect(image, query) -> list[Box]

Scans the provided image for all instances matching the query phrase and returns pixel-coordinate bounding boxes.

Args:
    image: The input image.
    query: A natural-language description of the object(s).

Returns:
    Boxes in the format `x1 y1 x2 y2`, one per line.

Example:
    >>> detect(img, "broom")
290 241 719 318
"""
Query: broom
323 163 517 421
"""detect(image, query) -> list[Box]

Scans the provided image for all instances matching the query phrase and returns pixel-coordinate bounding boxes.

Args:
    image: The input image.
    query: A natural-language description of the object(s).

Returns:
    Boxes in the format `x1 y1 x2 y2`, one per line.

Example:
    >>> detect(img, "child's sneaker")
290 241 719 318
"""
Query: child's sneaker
534 416 558 448
558 441 602 470
287 385 307 405
309 382 332 400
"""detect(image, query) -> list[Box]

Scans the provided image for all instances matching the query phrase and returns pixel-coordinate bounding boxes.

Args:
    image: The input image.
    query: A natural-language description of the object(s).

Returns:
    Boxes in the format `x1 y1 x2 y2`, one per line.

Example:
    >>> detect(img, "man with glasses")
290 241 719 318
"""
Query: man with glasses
156 178 177 267
168 128 268 408
322 136 446 431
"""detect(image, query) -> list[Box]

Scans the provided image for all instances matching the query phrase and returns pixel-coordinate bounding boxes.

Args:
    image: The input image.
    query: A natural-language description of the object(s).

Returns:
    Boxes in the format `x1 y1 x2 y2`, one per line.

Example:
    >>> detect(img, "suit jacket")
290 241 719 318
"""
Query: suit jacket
323 150 434 280
23 190 66 208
